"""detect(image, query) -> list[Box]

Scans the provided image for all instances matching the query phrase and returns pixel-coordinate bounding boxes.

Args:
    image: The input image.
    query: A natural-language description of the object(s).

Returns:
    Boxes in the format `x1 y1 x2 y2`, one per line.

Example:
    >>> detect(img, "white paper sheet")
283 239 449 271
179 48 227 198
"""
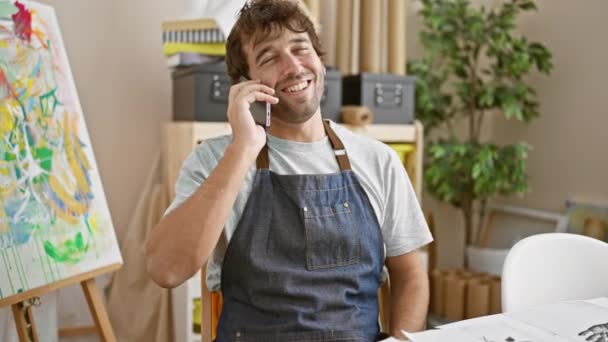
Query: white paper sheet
507 300 608 341
408 298 608 342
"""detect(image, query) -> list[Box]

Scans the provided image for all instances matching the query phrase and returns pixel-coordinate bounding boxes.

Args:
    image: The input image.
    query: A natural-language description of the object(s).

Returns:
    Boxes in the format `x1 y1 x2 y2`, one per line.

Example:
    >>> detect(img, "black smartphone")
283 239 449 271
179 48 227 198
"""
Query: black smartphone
240 76 271 128
251 100 271 128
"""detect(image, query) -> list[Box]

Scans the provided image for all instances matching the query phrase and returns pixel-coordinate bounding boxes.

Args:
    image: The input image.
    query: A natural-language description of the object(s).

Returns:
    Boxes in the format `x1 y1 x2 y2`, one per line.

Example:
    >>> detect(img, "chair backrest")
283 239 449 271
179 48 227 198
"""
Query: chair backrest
501 233 608 313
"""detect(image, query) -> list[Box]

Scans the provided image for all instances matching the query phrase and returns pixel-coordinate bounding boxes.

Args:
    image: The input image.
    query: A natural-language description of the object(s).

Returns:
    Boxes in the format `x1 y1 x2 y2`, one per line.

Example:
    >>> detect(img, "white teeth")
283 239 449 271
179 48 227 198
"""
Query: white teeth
285 81 308 93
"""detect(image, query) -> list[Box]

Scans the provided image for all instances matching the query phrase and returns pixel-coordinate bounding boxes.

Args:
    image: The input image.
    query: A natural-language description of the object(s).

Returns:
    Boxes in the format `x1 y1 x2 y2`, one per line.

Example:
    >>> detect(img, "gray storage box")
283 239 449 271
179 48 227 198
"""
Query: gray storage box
342 73 416 124
320 68 342 122
172 61 231 121
173 62 342 123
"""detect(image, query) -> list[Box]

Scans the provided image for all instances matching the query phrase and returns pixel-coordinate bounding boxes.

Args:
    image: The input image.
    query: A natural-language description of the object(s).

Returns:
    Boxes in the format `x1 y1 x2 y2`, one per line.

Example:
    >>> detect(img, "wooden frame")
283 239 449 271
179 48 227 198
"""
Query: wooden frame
1 263 121 342
476 205 568 248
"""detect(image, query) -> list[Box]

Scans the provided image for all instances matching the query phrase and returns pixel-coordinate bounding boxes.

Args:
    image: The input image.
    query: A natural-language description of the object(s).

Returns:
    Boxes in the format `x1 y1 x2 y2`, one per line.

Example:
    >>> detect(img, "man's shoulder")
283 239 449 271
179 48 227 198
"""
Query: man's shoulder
330 121 395 159
194 134 232 154
189 134 233 167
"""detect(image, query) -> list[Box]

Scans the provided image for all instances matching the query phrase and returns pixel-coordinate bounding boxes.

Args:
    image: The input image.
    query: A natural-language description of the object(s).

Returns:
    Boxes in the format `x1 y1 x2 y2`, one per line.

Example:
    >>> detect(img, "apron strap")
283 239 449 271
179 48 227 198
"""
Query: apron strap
255 119 351 171
256 143 270 169
322 119 352 171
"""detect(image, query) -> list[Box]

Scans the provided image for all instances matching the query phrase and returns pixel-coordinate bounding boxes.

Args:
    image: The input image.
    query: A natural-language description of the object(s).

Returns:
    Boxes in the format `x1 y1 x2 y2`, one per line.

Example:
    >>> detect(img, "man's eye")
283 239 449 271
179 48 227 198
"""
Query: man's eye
294 47 309 54
261 56 275 65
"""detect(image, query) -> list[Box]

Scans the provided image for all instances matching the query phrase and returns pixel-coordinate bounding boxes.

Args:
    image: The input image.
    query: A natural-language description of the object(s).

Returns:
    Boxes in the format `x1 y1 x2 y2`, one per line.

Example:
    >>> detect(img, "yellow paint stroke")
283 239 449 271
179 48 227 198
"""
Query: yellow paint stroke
0 206 8 233
89 213 98 233
0 160 11 177
0 105 14 135
48 174 85 225
64 112 91 196
70 114 92 170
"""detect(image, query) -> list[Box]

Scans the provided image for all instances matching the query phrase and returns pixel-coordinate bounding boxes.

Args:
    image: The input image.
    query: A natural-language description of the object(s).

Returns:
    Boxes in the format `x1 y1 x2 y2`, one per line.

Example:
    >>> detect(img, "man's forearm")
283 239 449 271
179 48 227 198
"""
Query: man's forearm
145 142 259 288
386 252 430 338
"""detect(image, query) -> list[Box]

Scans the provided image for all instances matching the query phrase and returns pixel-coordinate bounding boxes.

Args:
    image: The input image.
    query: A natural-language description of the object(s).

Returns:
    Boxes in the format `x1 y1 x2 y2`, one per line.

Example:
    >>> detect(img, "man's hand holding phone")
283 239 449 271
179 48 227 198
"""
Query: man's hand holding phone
227 78 278 156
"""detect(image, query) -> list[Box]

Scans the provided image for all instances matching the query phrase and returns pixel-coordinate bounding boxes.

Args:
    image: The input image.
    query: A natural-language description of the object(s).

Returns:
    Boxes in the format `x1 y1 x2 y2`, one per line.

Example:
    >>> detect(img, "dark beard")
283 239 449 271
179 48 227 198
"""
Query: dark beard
271 74 325 124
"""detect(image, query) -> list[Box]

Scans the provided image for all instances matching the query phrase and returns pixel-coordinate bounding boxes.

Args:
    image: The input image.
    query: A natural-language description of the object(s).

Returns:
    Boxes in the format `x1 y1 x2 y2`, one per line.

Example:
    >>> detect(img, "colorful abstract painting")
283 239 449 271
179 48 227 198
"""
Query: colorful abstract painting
0 0 121 301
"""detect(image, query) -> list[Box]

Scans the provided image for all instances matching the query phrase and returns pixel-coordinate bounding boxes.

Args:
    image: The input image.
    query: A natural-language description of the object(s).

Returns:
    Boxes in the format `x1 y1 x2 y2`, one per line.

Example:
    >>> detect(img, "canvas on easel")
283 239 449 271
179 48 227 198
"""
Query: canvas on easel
0 0 122 340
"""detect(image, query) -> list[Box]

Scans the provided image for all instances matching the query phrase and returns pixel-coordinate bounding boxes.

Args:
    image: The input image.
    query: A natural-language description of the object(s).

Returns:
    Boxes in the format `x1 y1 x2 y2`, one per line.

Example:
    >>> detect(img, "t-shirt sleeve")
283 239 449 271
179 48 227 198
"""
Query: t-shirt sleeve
164 147 209 215
381 149 434 257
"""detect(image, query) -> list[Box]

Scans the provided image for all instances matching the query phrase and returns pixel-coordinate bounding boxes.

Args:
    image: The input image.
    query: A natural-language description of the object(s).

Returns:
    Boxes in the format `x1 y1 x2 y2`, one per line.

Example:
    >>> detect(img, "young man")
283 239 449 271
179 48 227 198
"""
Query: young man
146 0 433 340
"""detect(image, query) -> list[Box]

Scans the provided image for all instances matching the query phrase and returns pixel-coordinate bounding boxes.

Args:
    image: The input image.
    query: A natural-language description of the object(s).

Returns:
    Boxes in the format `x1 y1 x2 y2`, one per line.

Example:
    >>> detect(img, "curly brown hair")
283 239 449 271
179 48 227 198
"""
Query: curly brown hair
225 0 325 83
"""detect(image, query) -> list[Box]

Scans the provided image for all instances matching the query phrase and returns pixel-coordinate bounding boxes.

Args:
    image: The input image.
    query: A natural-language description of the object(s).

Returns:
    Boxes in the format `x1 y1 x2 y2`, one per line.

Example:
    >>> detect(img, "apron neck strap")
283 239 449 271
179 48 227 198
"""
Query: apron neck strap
255 119 352 171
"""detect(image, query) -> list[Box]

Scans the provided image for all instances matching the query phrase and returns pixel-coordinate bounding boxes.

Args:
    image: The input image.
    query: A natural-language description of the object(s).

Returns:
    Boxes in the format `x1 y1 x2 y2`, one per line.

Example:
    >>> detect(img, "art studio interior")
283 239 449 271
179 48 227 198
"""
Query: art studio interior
0 0 607 341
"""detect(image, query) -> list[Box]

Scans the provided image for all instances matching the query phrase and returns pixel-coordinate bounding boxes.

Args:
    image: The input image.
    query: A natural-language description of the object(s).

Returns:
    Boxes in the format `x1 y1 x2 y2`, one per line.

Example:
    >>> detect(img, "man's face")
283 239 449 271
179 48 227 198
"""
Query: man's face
244 29 324 124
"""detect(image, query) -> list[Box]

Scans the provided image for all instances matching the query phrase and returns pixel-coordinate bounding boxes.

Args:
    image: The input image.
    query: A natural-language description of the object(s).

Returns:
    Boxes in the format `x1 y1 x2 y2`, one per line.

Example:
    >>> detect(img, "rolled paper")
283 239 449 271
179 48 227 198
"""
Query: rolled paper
359 0 382 73
341 105 374 126
387 0 406 75
336 0 353 74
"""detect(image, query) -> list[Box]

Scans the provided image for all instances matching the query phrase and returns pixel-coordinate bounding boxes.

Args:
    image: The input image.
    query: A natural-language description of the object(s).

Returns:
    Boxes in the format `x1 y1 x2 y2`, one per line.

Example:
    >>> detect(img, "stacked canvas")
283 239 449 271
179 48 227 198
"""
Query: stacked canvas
161 18 226 68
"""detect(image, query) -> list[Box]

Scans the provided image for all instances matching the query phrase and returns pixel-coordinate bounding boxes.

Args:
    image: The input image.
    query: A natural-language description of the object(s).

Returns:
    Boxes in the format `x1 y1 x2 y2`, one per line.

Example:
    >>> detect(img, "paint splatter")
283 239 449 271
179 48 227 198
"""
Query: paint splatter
11 1 31 41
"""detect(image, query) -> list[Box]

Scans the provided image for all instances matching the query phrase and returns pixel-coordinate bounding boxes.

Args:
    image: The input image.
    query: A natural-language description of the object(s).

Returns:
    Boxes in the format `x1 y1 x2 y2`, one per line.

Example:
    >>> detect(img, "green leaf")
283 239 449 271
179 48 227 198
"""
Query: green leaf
517 0 537 11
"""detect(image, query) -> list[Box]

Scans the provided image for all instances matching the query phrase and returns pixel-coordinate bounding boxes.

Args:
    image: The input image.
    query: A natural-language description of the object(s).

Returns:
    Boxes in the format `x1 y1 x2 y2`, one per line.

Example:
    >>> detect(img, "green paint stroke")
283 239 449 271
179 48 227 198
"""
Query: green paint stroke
34 235 50 284
16 246 30 289
34 146 53 172
43 231 87 264
1 250 15 294
0 1 18 19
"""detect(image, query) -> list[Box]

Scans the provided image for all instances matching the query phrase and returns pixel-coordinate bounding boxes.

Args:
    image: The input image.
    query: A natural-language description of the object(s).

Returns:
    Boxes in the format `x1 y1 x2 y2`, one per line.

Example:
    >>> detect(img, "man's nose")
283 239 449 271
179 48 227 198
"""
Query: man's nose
281 53 303 77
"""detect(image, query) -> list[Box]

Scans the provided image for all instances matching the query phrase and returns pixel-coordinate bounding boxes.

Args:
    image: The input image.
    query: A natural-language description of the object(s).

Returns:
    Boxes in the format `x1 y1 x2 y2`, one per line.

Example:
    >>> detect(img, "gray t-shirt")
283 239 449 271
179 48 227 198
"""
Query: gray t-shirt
166 121 433 291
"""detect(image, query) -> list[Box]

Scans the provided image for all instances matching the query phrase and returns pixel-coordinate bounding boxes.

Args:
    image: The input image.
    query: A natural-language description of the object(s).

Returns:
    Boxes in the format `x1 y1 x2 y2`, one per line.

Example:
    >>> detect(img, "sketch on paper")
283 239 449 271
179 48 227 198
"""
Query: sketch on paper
0 0 121 300
482 337 531 342
578 323 608 342
407 300 608 342
507 301 608 342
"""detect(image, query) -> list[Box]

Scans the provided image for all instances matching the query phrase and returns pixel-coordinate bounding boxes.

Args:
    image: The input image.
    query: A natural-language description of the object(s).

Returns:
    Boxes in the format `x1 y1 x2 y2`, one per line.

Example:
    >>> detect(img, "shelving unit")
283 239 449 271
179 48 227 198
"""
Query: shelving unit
161 121 425 342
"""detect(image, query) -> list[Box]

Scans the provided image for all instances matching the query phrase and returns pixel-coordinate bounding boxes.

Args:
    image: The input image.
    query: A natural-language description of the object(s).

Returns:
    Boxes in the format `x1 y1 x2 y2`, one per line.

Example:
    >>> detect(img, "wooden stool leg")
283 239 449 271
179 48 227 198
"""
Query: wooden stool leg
81 278 117 342
11 301 39 342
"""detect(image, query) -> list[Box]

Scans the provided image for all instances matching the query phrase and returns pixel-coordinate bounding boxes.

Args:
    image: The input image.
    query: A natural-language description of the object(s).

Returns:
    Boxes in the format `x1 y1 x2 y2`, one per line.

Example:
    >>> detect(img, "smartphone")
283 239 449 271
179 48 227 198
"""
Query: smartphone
251 100 271 129
240 76 271 129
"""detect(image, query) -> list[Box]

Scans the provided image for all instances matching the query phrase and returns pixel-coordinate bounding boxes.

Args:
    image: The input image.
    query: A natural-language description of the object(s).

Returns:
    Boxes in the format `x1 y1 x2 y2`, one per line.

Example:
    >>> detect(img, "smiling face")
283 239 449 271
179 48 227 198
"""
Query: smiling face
244 30 325 124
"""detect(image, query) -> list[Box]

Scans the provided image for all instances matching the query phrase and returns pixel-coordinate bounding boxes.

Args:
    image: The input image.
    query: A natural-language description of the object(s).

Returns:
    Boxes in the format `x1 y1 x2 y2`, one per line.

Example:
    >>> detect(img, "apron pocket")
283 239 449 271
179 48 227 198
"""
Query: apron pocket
303 201 360 270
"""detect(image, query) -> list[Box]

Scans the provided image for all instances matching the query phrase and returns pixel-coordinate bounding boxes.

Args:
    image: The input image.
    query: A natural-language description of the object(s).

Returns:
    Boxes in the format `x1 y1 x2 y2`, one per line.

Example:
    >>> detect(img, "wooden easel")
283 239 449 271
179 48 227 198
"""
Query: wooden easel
0 263 121 342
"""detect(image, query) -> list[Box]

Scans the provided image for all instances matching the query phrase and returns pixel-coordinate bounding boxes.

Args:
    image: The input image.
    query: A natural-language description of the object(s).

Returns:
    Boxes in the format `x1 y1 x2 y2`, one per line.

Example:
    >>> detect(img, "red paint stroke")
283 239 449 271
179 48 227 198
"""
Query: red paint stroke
11 1 32 42
0 67 17 99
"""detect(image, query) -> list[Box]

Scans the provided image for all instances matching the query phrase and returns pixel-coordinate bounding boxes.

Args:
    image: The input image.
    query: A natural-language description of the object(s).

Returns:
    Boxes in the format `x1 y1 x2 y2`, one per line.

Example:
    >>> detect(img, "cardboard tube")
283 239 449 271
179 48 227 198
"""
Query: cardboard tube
341 106 374 125
489 277 502 314
444 275 466 321
359 0 382 73
336 0 353 74
387 0 406 75
465 279 490 319
430 269 444 316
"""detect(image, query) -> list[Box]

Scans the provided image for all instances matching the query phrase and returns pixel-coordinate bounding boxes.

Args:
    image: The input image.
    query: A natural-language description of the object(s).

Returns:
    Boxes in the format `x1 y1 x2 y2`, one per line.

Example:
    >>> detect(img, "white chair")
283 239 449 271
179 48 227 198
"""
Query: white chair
501 232 608 312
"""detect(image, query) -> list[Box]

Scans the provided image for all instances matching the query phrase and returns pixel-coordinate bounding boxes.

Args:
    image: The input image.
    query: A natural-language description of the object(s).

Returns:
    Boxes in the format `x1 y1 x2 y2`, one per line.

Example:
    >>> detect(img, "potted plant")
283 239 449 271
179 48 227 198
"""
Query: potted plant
408 0 553 252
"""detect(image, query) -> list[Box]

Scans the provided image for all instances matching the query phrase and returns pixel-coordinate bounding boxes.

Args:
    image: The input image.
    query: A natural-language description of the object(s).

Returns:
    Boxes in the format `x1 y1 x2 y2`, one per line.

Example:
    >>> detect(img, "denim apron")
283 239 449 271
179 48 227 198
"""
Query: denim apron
216 120 384 342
